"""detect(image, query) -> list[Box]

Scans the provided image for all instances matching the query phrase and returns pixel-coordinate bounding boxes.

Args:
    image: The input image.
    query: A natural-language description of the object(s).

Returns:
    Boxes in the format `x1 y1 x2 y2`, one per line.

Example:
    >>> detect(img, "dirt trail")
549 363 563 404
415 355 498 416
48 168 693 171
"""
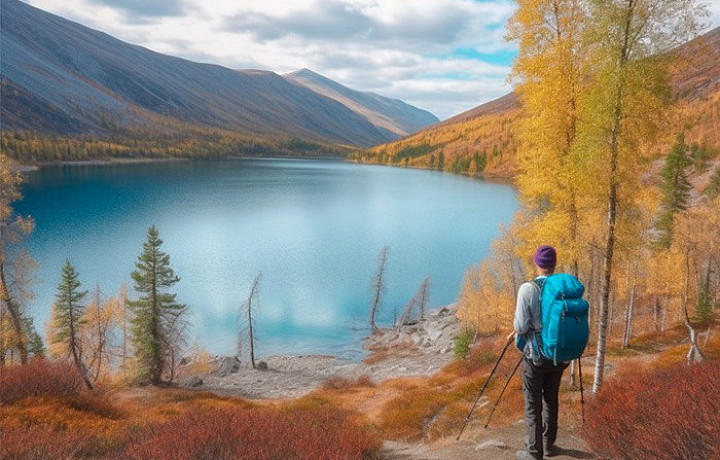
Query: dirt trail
380 423 597 460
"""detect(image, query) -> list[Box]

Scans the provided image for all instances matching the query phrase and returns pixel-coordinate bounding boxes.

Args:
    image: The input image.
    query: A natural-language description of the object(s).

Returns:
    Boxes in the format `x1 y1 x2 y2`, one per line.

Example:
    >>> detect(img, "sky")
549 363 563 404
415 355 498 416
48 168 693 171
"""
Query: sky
23 0 720 120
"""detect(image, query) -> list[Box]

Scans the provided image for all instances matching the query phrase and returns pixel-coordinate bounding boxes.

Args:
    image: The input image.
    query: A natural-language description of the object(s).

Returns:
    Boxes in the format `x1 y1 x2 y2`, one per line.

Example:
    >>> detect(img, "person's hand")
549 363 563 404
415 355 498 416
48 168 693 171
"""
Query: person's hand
506 331 515 345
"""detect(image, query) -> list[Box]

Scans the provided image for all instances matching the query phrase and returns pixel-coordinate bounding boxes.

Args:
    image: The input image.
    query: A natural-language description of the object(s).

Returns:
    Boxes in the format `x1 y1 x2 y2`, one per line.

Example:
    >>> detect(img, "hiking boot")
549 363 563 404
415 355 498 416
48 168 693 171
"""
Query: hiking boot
516 450 541 460
545 444 560 457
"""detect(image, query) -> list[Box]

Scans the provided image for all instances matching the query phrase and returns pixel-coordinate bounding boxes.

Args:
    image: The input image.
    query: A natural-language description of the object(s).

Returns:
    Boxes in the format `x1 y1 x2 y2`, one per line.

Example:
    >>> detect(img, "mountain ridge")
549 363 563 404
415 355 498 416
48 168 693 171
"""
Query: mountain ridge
285 68 438 138
0 0 436 149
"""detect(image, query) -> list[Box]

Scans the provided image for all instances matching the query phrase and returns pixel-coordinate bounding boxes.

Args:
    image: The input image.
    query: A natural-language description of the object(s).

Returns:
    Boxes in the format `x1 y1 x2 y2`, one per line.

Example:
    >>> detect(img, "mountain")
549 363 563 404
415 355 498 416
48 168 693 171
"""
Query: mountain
358 27 720 177
285 69 438 138
0 0 436 149
355 91 520 176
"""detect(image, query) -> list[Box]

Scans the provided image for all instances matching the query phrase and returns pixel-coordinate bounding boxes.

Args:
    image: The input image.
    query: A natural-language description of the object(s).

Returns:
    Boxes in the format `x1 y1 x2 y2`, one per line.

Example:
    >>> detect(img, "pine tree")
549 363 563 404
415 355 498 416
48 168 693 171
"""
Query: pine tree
657 133 692 248
50 259 93 390
128 226 187 385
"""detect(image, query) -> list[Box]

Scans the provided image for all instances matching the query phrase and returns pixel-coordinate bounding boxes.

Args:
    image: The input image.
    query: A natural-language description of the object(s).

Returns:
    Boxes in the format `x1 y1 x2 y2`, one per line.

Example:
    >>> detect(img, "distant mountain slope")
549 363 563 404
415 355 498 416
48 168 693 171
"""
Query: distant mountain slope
671 26 720 150
358 27 720 177
285 69 438 137
0 0 435 148
355 90 520 177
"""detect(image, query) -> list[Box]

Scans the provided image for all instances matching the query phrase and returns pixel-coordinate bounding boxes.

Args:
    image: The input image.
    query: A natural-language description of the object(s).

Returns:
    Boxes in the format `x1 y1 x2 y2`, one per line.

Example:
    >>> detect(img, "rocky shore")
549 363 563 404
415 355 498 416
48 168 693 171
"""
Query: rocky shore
180 304 460 399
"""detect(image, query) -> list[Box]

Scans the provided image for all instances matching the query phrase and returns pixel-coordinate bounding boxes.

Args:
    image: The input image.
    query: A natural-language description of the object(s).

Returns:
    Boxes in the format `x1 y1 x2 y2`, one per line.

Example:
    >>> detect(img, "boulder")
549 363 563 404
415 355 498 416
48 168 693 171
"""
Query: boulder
212 356 241 377
181 376 203 388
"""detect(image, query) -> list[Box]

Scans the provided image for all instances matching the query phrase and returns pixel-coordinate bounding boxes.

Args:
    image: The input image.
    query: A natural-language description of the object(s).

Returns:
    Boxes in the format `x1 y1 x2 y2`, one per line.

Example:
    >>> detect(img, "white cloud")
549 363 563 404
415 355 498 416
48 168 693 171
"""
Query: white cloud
24 0 718 120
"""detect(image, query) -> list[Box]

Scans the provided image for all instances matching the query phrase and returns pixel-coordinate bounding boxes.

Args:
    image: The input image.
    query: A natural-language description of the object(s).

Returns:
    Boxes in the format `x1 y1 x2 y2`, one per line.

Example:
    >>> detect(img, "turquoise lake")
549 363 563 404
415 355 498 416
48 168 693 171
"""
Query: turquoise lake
15 159 518 359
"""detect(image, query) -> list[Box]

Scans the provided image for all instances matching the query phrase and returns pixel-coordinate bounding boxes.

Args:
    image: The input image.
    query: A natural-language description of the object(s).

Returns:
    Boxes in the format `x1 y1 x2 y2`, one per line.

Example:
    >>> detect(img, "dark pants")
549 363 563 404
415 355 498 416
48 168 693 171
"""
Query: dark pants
521 356 568 459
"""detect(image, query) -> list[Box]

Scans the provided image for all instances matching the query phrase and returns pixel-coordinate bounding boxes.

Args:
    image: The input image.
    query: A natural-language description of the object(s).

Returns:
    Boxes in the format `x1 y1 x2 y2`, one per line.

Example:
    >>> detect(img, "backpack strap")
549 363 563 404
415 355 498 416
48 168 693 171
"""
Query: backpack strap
525 278 545 359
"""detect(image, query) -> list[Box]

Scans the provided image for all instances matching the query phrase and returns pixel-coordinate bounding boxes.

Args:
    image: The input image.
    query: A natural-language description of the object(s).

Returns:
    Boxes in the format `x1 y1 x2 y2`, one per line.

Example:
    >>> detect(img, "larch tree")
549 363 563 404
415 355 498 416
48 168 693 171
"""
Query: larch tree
0 154 37 364
507 0 590 277
580 0 705 393
128 226 188 385
369 246 389 333
50 259 94 390
82 285 121 382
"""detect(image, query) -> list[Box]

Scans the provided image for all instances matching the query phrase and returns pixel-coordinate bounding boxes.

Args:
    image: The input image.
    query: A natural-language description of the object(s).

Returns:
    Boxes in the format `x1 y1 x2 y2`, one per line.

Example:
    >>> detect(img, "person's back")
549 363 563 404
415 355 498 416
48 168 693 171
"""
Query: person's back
508 245 568 460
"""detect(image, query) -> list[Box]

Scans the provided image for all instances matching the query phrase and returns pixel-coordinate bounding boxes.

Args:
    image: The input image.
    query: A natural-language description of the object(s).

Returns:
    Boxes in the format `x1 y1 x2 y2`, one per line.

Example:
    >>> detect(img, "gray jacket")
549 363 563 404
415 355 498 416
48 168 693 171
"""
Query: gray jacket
513 277 546 362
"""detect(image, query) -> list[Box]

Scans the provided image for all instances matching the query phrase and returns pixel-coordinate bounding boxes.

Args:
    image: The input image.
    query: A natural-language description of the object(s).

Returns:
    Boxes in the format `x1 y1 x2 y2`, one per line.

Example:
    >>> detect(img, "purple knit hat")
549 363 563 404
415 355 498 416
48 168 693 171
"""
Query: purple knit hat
534 245 557 269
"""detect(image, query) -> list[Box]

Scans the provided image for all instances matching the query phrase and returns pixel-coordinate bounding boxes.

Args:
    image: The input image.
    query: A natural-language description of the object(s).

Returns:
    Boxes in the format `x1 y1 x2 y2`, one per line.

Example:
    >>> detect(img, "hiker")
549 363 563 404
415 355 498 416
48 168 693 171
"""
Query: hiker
507 245 568 460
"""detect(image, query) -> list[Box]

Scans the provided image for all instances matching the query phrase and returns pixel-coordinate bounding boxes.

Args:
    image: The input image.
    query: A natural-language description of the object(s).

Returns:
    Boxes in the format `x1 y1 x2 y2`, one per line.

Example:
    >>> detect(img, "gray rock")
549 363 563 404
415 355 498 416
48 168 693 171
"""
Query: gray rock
182 376 204 387
257 361 268 371
429 329 443 342
212 356 241 377
475 440 508 450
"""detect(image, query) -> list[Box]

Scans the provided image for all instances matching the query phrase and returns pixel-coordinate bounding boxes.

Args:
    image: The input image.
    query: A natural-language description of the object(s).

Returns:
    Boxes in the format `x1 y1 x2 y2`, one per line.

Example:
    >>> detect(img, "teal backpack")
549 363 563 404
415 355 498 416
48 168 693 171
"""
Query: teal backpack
532 274 589 364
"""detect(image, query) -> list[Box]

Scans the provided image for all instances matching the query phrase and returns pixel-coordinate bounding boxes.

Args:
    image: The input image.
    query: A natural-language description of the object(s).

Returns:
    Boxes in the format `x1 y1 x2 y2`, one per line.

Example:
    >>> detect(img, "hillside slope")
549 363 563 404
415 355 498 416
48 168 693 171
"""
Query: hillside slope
357 27 720 177
285 69 439 138
0 0 435 148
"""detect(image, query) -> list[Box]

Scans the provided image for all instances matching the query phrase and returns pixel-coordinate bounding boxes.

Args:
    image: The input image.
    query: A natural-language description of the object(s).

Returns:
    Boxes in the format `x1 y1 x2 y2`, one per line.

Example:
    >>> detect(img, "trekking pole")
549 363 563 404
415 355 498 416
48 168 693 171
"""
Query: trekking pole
578 357 585 425
484 354 524 429
456 339 512 440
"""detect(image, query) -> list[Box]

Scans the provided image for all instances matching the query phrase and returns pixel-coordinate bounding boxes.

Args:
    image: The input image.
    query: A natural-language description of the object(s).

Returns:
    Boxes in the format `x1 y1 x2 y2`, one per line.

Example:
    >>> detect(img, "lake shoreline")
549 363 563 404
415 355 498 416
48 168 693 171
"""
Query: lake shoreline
16 154 348 171
180 304 460 400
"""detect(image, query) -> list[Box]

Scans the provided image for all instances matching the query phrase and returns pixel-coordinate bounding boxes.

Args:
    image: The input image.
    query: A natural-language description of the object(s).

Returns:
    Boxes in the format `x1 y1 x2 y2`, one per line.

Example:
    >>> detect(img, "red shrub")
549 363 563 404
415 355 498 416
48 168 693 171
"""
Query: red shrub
0 359 83 404
122 406 380 460
583 360 720 460
322 374 375 390
0 426 83 460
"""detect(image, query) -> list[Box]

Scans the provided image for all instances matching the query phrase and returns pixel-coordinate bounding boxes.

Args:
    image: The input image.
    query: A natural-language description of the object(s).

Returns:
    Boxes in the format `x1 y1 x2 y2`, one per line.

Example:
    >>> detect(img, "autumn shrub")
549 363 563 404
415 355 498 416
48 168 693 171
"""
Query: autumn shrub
583 360 720 460
0 359 83 404
122 406 381 460
322 374 375 390
0 425 84 460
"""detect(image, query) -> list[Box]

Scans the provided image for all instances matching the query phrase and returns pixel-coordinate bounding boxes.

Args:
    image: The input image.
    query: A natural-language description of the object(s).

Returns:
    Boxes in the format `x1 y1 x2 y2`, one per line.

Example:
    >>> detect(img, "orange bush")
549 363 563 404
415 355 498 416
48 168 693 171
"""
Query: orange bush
0 426 83 460
583 360 720 460
0 359 83 404
121 406 380 460
322 375 375 390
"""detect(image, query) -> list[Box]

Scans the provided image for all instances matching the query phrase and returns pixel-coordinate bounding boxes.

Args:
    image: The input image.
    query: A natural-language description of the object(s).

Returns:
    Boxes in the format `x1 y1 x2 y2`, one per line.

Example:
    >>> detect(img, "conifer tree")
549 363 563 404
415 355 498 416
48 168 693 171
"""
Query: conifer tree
50 259 93 390
657 133 693 248
128 226 187 385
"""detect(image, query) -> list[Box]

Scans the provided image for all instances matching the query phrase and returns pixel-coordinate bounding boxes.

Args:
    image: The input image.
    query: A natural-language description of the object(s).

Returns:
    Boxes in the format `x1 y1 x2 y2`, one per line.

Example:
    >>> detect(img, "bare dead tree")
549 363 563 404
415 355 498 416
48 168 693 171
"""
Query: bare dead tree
398 292 419 329
369 246 389 333
398 277 432 328
241 273 262 369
